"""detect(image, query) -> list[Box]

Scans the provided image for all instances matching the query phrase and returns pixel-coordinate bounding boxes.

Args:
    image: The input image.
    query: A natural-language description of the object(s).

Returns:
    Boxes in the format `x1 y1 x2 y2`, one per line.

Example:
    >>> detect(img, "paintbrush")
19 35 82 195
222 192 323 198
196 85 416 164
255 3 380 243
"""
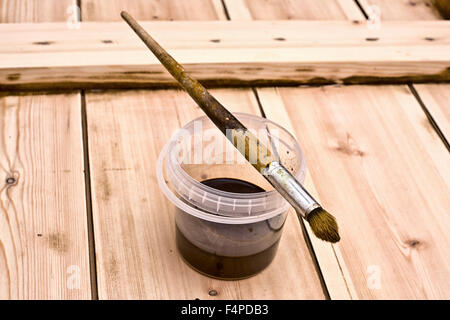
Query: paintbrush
121 11 340 243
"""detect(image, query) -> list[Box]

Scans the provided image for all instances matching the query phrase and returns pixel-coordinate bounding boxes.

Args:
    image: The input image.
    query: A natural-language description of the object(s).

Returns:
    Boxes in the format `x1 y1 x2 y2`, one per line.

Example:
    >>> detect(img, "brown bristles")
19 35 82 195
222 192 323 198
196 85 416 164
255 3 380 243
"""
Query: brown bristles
306 208 340 243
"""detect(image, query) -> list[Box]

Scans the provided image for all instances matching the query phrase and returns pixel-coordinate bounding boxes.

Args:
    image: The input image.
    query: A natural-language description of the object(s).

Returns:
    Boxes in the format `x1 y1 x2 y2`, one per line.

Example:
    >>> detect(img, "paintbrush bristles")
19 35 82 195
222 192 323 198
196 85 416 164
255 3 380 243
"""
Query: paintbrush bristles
307 208 340 243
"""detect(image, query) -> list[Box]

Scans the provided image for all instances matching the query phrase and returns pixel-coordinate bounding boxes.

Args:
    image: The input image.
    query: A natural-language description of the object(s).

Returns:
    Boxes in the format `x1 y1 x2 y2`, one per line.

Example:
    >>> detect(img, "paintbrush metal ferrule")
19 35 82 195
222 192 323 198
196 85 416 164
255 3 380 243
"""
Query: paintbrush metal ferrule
262 161 320 219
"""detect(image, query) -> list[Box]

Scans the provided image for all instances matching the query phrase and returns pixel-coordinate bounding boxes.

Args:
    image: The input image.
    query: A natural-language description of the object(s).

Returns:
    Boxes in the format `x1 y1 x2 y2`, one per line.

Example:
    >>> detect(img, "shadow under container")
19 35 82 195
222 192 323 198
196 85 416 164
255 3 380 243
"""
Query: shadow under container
157 113 306 280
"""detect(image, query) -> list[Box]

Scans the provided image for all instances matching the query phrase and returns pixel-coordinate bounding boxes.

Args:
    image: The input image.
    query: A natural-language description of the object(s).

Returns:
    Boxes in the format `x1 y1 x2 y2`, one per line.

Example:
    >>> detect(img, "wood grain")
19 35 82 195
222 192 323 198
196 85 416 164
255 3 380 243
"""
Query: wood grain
259 85 450 299
223 0 364 20
414 84 450 142
81 0 226 21
0 93 91 299
85 88 326 299
358 0 442 20
1 20 449 90
256 87 353 300
0 0 76 22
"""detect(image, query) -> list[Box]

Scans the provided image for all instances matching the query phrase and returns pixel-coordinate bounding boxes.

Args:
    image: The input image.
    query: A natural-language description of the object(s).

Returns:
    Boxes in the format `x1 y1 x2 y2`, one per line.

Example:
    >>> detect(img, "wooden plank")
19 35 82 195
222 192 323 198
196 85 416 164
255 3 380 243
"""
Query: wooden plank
1 20 449 90
358 0 442 20
414 84 450 142
256 88 354 300
224 0 364 20
81 0 226 21
0 93 91 299
0 0 76 22
9 20 448 54
85 88 326 299
259 85 450 299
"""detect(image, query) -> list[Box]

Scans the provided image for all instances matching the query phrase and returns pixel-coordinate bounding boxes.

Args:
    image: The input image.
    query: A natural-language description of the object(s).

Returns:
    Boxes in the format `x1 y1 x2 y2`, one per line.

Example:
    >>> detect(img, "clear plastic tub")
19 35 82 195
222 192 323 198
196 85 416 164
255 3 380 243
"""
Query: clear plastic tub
157 113 305 279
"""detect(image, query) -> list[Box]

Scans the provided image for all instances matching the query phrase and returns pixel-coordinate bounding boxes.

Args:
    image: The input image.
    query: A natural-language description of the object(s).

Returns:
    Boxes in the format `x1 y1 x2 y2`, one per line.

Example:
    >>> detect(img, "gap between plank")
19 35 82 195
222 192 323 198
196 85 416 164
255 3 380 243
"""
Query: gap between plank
251 87 266 118
354 0 369 19
77 0 82 21
331 245 352 299
251 87 331 300
80 90 99 300
408 84 450 152
220 0 232 20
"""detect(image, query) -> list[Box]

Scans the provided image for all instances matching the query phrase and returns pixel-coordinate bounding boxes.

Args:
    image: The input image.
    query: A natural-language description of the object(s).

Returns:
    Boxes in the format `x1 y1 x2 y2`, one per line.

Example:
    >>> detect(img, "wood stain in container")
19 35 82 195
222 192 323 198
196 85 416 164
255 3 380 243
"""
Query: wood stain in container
157 113 305 280
175 178 287 280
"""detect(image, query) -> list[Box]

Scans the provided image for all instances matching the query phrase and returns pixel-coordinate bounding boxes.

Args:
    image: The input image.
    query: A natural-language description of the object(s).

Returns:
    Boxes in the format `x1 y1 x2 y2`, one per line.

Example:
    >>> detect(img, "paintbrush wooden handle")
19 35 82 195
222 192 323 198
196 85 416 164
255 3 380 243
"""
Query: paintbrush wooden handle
121 11 275 172
121 11 246 134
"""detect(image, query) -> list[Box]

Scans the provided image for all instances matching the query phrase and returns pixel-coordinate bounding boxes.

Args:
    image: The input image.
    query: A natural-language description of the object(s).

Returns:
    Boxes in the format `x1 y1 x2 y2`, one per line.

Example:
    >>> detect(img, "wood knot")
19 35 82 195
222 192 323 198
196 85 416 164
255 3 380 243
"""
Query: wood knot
336 146 365 157
98 166 112 201
106 256 119 281
241 67 263 71
424 37 435 41
7 73 20 81
296 67 314 72
46 233 69 253
210 39 221 43
32 41 54 45
5 172 19 186
101 40 113 44
365 37 379 42
405 239 422 249
334 134 365 157
274 37 286 41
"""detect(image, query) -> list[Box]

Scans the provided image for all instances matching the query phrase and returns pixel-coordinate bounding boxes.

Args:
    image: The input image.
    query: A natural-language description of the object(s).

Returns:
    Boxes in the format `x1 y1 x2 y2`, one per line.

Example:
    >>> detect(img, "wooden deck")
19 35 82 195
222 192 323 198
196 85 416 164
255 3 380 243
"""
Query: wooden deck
0 0 449 300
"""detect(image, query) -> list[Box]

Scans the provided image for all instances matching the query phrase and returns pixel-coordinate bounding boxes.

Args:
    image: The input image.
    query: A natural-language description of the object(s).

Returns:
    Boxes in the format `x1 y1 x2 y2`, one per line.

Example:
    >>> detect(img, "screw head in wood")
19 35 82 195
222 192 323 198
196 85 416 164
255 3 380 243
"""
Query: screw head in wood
208 289 218 296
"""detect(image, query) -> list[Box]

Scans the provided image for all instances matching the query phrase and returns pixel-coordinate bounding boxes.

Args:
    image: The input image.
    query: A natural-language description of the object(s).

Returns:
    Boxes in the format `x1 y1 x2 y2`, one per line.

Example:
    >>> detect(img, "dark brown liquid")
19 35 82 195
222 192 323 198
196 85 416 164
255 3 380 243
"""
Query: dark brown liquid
175 178 284 280
201 177 266 193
